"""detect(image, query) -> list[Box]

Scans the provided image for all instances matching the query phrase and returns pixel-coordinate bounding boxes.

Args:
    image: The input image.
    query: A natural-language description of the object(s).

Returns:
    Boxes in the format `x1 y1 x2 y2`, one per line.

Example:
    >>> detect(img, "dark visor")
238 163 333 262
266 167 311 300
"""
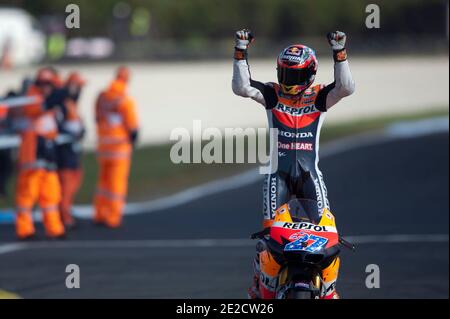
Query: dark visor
277 66 315 86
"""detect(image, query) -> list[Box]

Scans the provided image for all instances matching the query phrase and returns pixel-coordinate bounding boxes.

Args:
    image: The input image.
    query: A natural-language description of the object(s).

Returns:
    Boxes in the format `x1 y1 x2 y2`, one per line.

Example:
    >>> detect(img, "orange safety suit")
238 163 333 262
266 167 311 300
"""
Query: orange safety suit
15 85 65 239
94 79 138 228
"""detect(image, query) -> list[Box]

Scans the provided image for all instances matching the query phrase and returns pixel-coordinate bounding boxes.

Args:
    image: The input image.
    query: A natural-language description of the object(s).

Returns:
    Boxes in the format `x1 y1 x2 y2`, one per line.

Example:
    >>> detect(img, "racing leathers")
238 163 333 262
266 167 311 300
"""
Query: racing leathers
232 30 355 299
232 47 355 226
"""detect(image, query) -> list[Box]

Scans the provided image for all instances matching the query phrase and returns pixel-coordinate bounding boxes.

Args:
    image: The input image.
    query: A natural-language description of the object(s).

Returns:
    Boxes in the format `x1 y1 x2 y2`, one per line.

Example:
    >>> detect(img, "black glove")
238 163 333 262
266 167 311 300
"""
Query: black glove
129 130 138 147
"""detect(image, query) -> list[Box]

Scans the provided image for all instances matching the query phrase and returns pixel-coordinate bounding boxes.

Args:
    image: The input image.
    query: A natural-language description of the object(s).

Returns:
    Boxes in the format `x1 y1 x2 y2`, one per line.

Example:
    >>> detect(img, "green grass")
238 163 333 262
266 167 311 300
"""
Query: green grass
1 107 448 208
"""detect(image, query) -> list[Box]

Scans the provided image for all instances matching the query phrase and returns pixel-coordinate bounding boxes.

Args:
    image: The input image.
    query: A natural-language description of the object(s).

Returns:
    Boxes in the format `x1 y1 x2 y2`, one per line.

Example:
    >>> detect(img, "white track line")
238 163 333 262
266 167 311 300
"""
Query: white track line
72 116 449 218
386 116 449 138
0 116 448 222
0 243 28 255
345 234 449 244
0 234 447 255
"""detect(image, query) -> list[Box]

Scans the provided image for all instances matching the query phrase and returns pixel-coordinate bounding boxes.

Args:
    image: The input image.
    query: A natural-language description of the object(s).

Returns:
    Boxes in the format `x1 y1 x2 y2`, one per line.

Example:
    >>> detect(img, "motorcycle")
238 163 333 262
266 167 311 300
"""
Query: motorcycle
251 198 355 299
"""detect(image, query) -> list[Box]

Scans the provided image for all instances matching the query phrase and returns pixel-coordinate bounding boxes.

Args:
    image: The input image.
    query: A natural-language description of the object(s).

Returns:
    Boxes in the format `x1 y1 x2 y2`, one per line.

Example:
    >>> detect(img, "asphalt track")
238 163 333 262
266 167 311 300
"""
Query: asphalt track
0 132 448 299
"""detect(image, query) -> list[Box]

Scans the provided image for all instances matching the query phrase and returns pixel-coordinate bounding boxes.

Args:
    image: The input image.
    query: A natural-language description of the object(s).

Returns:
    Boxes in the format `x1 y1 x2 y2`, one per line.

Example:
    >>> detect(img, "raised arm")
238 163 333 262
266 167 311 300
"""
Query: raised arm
316 31 355 111
232 29 277 108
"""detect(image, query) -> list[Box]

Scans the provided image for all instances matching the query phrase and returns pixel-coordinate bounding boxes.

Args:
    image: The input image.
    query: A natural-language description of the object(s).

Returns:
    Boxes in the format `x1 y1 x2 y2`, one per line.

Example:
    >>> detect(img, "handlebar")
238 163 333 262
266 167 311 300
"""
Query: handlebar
250 228 270 240
339 236 356 252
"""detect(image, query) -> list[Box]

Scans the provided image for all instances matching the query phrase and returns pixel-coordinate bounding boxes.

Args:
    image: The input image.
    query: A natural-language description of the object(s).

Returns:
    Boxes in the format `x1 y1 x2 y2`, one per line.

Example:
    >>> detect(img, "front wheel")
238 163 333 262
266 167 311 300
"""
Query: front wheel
287 289 313 299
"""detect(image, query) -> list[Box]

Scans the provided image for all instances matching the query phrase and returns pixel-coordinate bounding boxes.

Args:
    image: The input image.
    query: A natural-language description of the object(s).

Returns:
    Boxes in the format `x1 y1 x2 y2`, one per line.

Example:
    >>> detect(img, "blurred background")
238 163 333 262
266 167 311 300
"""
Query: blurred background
0 0 449 63
0 0 448 299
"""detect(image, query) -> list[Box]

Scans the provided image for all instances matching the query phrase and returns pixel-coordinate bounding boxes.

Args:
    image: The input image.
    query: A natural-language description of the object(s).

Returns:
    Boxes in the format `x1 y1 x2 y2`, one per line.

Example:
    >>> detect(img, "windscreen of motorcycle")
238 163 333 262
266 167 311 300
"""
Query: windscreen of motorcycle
287 198 321 224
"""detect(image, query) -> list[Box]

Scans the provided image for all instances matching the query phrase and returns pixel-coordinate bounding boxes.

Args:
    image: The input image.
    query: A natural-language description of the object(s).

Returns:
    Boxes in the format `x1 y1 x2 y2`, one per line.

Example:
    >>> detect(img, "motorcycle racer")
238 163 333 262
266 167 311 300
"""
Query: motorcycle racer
232 29 355 299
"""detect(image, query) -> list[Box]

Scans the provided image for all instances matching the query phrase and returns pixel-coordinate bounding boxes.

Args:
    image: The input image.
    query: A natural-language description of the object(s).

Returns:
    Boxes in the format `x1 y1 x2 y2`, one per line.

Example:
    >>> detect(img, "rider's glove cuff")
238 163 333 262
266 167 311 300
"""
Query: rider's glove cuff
234 48 247 60
333 48 347 62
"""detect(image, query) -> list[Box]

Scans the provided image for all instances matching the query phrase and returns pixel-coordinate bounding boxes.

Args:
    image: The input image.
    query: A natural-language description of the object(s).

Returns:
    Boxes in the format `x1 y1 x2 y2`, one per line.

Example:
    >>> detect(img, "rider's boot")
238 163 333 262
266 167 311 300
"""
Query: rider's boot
258 250 281 299
320 257 340 299
247 253 261 299
248 238 271 299
322 291 340 299
247 275 260 299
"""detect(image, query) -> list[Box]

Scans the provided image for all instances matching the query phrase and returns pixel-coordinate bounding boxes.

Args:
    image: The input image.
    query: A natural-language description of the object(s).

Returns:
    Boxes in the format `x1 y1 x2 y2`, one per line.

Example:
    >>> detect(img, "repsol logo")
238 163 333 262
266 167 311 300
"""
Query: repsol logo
276 104 317 116
279 131 313 139
282 222 328 232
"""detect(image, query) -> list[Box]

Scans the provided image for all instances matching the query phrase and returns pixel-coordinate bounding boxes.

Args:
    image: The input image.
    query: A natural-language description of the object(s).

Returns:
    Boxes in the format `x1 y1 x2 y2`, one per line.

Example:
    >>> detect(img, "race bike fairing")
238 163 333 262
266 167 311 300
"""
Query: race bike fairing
269 198 339 254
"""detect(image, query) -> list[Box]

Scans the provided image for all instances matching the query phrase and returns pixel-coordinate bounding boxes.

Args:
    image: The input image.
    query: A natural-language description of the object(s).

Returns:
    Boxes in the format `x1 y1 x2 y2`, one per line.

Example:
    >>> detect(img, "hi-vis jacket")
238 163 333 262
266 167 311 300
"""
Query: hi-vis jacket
18 86 58 171
95 80 138 159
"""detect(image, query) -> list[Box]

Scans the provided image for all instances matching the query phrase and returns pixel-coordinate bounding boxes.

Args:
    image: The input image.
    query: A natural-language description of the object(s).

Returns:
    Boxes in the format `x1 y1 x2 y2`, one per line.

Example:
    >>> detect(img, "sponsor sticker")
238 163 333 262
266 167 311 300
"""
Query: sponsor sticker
270 177 278 214
278 142 313 151
278 131 314 139
286 46 302 56
275 103 318 116
284 233 328 253
272 221 337 233
282 222 329 232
